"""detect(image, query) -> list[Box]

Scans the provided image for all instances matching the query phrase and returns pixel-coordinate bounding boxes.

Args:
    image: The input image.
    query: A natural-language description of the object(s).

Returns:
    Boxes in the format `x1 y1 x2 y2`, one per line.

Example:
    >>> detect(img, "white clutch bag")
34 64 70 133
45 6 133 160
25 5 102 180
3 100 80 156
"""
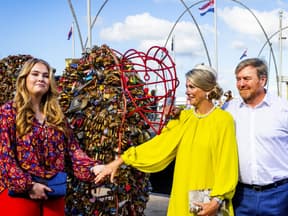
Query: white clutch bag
188 190 229 216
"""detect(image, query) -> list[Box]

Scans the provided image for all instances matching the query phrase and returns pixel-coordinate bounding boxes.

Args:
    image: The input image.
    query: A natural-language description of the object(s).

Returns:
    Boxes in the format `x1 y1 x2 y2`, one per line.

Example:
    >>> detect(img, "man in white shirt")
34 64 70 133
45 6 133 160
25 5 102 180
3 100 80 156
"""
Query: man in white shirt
223 58 288 216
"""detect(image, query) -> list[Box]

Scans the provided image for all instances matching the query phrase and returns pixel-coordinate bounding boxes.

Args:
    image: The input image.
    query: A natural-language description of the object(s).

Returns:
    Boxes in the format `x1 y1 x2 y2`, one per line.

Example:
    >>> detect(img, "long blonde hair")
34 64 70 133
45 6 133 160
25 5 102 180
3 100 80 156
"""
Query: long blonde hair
14 58 67 137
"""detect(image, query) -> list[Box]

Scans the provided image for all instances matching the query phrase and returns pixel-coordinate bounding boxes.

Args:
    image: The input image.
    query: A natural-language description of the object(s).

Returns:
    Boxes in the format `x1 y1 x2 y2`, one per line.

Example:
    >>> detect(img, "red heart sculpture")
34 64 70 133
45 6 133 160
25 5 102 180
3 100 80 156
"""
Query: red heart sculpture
117 46 179 135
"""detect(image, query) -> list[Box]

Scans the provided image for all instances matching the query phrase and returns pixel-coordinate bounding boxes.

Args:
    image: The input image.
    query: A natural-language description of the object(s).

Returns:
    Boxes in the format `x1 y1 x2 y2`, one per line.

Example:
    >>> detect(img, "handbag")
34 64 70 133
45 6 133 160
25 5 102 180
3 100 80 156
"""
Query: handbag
188 190 229 216
8 172 67 198
8 122 67 198
32 171 67 197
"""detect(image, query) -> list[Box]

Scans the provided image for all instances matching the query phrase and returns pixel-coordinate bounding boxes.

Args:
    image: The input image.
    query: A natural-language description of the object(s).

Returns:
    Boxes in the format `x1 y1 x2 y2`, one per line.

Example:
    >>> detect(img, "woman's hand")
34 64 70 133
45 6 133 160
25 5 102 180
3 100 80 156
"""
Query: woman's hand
92 157 124 184
194 199 220 216
28 182 52 200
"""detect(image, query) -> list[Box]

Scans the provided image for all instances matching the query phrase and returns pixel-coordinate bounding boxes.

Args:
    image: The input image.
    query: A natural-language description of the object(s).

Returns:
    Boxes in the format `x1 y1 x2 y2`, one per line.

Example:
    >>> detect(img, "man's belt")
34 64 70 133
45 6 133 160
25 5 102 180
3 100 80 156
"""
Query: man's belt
238 178 288 192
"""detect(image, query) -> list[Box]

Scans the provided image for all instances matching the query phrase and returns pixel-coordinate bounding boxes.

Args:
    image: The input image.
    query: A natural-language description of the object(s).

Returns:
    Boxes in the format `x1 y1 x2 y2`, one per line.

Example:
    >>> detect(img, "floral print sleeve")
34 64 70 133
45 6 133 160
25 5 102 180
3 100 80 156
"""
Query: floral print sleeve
0 101 97 193
66 126 97 181
0 102 33 193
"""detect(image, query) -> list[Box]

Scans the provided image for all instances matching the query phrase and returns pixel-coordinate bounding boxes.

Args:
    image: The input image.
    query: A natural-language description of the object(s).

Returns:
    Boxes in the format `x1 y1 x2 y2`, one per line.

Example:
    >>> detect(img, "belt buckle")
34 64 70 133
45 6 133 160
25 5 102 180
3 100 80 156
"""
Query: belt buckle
251 185 263 191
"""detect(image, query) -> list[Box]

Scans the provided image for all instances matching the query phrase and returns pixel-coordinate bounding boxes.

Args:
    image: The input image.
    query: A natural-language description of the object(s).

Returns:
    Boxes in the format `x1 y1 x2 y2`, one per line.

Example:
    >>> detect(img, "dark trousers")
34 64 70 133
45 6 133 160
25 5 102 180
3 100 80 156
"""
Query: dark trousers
233 181 288 216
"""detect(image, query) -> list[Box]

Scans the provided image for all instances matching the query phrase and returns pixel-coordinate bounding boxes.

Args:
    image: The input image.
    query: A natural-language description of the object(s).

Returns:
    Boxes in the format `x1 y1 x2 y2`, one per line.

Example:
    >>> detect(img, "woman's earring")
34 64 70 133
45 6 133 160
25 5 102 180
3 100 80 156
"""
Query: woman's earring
205 92 209 100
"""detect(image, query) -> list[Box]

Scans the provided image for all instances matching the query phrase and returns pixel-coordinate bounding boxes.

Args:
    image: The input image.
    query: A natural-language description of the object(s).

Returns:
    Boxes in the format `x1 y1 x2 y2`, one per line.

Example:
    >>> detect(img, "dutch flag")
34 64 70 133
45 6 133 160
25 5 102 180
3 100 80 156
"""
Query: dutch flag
199 0 214 16
67 26 72 40
240 49 248 60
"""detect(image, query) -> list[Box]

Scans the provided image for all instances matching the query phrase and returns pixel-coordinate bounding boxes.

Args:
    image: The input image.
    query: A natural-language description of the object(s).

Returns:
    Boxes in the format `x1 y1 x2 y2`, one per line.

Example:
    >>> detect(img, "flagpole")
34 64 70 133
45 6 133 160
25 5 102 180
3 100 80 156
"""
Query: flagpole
214 0 218 72
171 35 176 62
279 10 283 97
87 0 92 49
72 21 75 58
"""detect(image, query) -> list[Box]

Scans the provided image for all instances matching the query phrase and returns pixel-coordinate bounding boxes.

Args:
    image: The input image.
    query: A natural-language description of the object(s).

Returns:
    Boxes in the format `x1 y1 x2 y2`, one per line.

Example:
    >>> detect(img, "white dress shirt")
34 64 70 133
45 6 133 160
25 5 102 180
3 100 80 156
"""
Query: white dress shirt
224 92 288 185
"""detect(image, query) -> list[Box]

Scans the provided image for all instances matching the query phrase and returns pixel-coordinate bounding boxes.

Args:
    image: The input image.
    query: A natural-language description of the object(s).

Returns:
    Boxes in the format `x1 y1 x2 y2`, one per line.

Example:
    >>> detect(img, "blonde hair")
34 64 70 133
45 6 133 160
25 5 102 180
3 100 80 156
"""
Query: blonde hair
185 64 223 100
14 58 67 137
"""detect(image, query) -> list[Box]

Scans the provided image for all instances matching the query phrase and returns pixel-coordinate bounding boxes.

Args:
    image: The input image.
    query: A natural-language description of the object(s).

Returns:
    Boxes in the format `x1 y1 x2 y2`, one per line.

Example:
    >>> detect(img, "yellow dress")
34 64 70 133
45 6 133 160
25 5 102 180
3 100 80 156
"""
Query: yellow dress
122 107 238 216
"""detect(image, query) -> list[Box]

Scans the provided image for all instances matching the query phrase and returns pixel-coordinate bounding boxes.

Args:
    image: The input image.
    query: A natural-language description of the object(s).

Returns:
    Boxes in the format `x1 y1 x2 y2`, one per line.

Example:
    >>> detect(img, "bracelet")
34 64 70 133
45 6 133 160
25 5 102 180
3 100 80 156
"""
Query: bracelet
212 197 223 206
90 166 94 173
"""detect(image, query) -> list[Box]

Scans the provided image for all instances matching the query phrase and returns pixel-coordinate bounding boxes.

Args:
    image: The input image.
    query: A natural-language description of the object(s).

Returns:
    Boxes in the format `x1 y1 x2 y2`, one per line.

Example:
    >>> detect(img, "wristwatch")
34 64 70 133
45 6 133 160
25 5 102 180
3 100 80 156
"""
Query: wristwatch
212 197 223 206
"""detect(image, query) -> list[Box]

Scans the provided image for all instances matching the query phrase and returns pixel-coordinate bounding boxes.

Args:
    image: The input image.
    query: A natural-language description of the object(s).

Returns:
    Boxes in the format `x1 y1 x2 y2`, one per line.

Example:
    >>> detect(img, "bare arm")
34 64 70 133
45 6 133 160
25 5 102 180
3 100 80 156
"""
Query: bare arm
92 157 124 183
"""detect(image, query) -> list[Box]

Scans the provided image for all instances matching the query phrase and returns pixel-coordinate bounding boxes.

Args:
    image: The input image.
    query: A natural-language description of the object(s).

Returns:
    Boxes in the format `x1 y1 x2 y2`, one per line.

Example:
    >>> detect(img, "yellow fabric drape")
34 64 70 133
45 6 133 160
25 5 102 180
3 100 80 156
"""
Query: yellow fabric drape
122 108 238 216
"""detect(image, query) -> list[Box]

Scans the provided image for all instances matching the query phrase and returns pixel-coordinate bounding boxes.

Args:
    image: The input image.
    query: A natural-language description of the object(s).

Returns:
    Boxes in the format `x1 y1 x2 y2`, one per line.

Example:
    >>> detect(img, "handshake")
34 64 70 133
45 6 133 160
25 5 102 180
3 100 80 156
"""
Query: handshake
91 157 124 184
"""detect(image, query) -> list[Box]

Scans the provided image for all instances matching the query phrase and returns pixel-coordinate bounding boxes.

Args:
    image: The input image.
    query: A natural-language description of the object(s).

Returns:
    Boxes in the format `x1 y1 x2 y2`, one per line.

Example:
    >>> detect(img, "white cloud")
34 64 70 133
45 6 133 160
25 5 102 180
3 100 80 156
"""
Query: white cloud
137 39 163 51
96 6 288 97
171 22 214 56
276 0 288 7
100 13 172 41
100 13 214 57
231 40 247 49
219 6 281 37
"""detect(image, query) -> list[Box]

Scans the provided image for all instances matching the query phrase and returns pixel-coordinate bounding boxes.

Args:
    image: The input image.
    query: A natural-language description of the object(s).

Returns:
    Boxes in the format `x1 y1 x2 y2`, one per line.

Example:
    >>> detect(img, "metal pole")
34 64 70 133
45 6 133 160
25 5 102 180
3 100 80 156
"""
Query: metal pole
84 0 109 48
67 0 85 52
178 0 212 66
72 21 75 58
286 82 288 100
279 10 283 97
214 0 218 72
87 0 92 49
231 0 279 95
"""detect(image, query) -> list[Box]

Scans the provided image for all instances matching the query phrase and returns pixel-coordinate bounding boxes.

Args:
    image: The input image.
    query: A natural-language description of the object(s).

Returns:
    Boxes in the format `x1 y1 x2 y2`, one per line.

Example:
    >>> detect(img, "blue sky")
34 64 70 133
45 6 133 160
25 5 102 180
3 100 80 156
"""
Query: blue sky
1 0 288 98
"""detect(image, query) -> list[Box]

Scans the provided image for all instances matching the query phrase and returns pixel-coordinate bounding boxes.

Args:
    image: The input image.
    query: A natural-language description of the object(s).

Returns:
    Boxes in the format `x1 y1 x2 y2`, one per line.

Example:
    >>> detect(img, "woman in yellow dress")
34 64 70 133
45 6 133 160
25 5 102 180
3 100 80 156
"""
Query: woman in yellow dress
93 64 239 216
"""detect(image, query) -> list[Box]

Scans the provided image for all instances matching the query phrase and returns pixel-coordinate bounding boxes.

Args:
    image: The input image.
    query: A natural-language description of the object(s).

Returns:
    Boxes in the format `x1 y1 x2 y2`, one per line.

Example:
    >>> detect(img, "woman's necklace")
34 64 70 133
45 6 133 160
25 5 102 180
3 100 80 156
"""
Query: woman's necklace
192 105 216 119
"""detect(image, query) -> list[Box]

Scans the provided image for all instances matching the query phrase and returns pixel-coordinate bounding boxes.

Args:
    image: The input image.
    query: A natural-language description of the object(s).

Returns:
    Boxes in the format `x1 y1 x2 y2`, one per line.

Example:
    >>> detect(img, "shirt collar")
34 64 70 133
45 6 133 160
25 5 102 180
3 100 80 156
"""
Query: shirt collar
239 90 270 108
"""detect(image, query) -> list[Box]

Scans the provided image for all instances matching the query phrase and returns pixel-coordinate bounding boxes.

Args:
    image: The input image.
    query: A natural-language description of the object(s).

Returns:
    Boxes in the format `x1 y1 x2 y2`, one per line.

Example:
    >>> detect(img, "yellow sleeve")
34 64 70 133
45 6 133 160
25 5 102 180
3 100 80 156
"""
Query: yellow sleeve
210 111 238 200
121 110 191 173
